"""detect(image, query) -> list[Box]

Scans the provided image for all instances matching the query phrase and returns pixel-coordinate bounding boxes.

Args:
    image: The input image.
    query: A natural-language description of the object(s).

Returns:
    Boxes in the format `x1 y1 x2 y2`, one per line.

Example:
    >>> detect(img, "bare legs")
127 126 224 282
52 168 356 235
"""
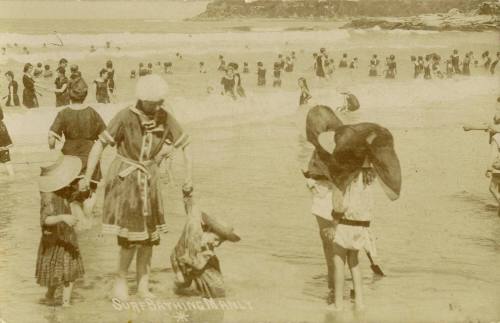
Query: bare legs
136 245 155 298
331 243 364 311
62 282 74 307
113 245 155 301
315 216 335 299
2 162 14 177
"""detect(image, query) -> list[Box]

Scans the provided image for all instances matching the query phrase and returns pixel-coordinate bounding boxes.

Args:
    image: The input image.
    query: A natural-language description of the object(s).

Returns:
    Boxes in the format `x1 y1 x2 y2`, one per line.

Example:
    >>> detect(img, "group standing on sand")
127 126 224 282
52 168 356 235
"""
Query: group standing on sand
0 40 498 315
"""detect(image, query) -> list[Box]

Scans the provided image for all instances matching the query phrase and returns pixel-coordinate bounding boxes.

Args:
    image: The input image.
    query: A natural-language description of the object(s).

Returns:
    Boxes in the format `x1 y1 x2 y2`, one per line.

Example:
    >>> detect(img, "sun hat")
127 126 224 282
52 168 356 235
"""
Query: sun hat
201 211 240 242
306 106 401 200
135 74 168 102
38 156 82 193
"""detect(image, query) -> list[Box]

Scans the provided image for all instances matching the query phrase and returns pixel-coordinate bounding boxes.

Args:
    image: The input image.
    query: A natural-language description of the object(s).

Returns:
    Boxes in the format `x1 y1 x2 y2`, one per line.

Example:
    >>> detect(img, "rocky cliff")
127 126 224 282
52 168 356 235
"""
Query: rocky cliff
195 0 490 19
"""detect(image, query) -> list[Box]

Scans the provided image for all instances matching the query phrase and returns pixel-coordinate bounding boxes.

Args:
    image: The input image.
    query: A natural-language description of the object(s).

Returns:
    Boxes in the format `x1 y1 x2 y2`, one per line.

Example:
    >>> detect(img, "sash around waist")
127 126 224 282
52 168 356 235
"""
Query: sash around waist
116 154 155 179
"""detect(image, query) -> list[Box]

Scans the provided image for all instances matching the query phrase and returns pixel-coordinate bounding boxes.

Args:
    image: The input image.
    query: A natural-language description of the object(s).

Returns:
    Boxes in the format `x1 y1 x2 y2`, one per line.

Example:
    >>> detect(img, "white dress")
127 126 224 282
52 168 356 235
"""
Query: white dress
334 173 377 254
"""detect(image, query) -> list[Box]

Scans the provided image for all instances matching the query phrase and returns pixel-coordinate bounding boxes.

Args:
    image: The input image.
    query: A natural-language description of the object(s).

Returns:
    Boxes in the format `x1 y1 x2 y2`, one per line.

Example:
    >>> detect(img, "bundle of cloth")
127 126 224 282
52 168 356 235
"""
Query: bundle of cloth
305 104 401 199
170 191 240 298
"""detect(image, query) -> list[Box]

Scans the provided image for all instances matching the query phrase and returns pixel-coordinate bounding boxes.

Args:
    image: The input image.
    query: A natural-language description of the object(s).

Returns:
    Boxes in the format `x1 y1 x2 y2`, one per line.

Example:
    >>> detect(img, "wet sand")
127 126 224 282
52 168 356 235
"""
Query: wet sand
0 27 500 323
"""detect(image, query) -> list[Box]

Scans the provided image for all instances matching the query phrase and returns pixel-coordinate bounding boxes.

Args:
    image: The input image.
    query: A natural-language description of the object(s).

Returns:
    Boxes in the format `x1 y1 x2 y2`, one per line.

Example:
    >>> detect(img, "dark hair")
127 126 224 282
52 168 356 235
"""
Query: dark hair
257 61 263 67
59 58 68 65
244 62 248 66
99 68 108 77
37 62 42 68
5 71 14 79
44 64 50 70
411 56 416 61
57 67 65 75
139 62 144 68
343 53 347 58
23 63 32 73
70 64 79 73
148 63 153 68
106 60 113 68
199 61 204 66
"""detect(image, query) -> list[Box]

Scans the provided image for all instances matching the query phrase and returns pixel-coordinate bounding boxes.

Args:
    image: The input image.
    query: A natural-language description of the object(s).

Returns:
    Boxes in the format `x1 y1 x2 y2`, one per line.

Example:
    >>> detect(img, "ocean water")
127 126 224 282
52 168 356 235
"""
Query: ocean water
0 18 500 323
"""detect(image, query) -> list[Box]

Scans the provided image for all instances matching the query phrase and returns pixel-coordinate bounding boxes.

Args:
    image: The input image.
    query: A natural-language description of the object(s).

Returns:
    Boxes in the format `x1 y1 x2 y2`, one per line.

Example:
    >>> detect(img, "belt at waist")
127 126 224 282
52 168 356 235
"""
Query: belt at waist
339 219 370 227
117 154 154 179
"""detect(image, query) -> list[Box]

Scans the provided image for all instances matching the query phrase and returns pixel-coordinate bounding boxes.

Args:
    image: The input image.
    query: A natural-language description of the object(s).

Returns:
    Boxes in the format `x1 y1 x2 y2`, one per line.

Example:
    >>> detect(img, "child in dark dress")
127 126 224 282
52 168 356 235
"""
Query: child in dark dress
0 104 14 176
257 62 266 86
273 62 282 88
243 62 249 74
36 156 85 307
4 71 20 107
298 77 312 106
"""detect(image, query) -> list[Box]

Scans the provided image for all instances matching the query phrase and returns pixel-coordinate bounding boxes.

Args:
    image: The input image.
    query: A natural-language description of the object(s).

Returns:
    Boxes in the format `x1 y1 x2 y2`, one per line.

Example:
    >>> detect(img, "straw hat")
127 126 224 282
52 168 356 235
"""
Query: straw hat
38 156 82 192
201 212 240 243
135 74 168 102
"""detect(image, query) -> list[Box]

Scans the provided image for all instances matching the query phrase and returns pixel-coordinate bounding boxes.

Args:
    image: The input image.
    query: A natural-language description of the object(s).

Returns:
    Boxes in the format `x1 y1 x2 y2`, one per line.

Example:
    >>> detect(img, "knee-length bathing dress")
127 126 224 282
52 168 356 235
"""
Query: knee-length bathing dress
99 106 190 247
36 191 85 287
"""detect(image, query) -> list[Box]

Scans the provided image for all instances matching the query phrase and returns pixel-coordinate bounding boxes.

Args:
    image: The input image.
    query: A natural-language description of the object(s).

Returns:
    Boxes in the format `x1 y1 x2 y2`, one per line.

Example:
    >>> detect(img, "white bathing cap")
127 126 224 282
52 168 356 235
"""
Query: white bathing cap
135 74 168 101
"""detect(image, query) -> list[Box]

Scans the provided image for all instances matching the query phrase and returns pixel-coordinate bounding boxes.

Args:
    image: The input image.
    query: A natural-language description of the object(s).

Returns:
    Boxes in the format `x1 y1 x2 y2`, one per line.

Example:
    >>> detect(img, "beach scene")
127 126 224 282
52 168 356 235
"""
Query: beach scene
0 1 499 323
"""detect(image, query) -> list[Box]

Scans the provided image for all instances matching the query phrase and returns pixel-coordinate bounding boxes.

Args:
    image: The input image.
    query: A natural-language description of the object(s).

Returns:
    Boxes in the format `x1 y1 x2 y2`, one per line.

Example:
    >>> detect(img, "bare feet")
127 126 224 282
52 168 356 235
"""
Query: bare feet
137 289 156 299
326 304 344 312
112 278 129 302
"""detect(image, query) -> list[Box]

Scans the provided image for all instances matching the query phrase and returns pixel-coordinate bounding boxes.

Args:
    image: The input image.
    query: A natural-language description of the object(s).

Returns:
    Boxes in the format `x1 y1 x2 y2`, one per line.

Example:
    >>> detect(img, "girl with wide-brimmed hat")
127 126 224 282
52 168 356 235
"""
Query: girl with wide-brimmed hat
80 74 193 301
35 156 86 307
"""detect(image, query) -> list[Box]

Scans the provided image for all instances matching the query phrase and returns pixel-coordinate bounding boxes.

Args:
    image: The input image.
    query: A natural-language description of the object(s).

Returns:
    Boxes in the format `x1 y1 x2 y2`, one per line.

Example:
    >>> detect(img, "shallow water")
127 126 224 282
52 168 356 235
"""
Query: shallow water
0 25 500 323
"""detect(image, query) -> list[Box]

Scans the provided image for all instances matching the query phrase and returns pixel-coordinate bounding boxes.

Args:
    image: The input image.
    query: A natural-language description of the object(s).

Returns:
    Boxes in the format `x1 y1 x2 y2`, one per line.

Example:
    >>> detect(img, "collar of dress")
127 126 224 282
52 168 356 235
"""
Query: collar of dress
129 106 164 133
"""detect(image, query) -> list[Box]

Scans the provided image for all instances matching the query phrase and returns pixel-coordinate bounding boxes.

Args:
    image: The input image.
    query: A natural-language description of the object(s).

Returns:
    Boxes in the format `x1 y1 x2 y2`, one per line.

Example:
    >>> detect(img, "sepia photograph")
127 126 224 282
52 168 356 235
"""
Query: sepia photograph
0 0 499 322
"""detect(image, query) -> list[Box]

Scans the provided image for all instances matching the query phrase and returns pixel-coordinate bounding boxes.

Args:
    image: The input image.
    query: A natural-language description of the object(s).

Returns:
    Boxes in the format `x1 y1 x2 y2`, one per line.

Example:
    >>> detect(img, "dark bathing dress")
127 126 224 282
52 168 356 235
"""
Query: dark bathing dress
315 55 325 78
49 106 106 187
257 68 266 86
55 76 70 107
23 74 38 108
6 80 20 107
221 76 236 99
107 69 115 94
0 107 13 163
98 106 190 247
94 80 110 104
